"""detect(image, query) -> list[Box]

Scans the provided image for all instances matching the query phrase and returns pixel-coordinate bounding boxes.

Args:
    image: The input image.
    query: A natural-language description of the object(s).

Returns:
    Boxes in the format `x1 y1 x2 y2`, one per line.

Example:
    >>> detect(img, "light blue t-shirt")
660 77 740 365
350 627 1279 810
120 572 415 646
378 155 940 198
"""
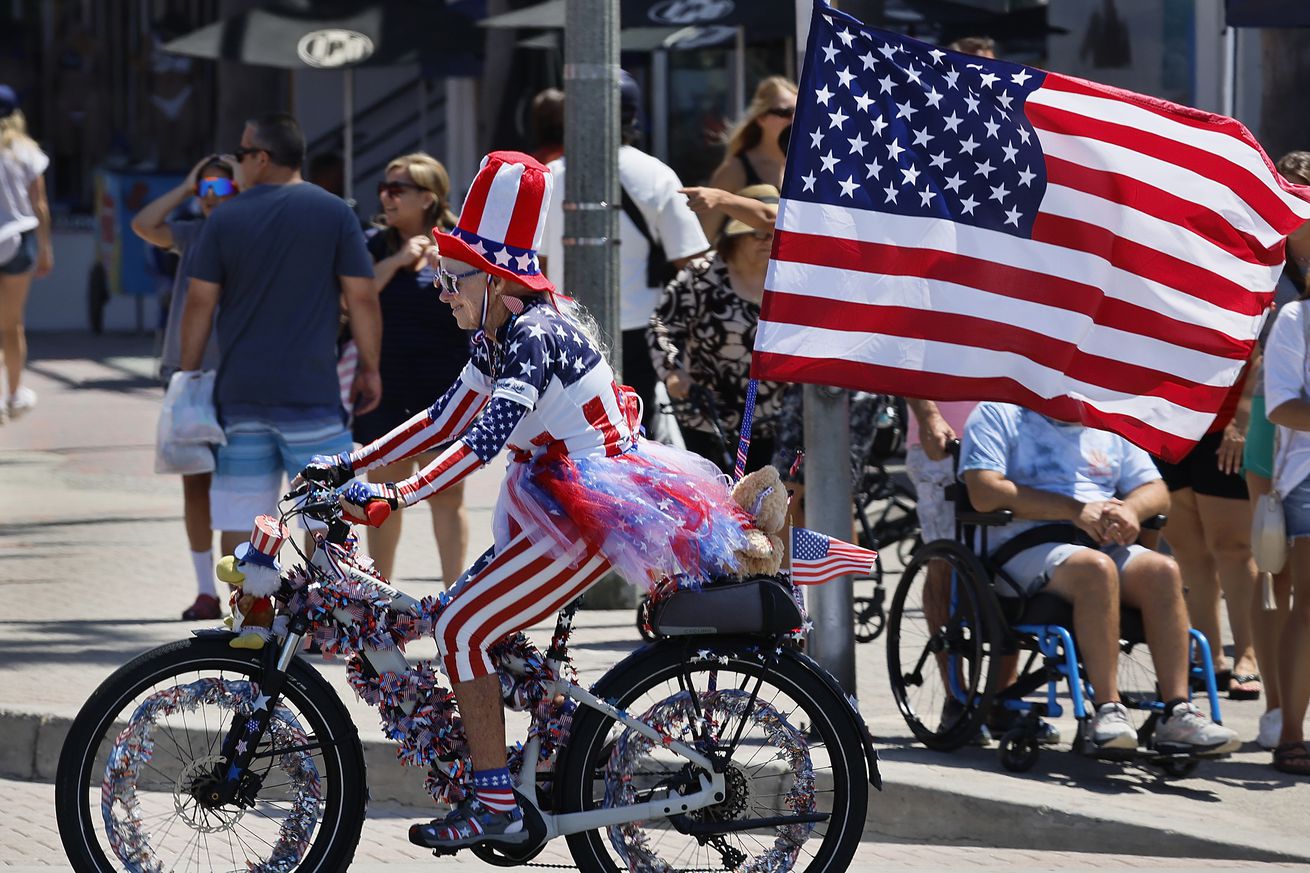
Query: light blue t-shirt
958 402 1162 553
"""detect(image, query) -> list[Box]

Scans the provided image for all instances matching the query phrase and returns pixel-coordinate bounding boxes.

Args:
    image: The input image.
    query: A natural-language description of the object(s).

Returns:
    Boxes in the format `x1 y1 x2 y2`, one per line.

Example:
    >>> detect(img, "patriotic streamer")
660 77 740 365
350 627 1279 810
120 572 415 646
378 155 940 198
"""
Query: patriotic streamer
283 541 576 808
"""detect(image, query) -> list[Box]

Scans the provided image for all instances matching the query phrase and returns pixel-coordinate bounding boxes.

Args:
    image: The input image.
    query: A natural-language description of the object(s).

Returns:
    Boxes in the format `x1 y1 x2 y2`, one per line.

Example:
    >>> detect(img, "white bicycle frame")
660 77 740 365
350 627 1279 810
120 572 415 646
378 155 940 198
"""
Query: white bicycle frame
291 545 728 839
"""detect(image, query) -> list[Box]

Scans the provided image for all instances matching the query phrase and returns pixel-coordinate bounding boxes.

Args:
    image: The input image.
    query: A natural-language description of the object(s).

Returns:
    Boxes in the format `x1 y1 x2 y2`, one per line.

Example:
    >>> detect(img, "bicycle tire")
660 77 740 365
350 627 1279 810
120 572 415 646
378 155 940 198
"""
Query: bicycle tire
56 636 366 872
558 643 868 873
887 540 1002 751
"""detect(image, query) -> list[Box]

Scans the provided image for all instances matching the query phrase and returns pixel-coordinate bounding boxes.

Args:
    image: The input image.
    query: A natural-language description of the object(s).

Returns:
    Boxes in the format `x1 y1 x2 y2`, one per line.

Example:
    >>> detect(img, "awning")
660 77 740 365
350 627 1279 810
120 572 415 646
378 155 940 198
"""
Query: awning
1225 0 1310 27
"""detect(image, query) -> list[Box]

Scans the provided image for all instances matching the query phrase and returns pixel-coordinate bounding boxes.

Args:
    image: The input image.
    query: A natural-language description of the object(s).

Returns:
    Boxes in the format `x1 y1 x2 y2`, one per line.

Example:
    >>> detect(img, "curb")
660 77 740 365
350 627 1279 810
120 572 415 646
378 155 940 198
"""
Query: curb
9 707 1307 863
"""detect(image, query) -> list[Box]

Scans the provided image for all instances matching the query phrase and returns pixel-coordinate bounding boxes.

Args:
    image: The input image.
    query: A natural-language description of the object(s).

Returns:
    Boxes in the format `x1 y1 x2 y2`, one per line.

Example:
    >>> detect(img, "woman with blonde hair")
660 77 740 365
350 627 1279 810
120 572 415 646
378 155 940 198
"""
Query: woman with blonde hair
353 152 468 586
696 76 797 238
0 85 52 421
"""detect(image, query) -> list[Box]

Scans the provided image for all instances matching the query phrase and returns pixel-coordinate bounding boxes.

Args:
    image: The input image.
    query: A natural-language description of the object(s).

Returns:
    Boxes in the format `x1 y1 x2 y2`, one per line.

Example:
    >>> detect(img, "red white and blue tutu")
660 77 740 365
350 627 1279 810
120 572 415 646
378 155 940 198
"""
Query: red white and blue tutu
494 439 751 590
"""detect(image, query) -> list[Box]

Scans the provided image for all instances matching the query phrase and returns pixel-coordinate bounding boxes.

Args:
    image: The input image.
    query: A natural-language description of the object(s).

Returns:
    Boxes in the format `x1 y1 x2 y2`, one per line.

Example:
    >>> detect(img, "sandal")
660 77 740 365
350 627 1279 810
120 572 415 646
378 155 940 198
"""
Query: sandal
1273 742 1310 776
1228 673 1262 701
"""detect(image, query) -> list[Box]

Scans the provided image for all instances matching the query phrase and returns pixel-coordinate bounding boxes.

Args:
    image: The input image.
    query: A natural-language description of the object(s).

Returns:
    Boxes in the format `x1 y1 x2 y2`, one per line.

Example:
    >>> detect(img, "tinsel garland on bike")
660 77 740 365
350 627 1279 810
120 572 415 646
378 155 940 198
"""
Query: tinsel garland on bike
282 543 576 807
604 689 816 873
102 678 320 873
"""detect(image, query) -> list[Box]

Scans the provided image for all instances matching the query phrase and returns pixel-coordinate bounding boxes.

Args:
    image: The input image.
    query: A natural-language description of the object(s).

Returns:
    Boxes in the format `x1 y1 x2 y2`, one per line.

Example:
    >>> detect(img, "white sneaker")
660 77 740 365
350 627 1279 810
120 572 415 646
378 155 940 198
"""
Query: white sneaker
1091 702 1138 750
1154 701 1240 755
6 386 36 419
1258 708 1282 751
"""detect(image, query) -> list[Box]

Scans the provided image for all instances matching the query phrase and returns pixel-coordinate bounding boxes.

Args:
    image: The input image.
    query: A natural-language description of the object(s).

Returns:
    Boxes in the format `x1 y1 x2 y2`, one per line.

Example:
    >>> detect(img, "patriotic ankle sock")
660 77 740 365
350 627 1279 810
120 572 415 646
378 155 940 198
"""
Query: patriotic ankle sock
193 550 216 597
472 767 519 814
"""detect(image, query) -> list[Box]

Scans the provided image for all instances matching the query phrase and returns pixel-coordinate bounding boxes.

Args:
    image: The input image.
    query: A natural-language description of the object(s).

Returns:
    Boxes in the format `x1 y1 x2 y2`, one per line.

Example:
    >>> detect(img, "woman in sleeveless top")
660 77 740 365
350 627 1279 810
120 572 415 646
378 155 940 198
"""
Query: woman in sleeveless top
697 76 796 239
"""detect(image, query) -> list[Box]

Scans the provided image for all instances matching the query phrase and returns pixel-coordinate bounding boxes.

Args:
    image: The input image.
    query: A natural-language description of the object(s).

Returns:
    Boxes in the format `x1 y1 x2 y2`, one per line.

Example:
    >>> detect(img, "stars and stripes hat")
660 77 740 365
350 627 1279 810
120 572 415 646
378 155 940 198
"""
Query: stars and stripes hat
435 150 556 294
234 515 288 570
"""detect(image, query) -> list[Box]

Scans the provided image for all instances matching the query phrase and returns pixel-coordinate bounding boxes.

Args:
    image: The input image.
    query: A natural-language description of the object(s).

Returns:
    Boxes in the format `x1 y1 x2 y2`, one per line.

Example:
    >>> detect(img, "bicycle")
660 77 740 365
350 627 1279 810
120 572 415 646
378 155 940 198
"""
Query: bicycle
56 482 880 872
850 457 921 644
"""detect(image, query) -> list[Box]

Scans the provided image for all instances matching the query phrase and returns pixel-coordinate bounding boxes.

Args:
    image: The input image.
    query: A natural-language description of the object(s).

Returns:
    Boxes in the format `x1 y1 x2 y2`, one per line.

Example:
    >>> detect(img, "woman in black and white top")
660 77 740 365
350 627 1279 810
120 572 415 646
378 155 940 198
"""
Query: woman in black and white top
647 184 785 474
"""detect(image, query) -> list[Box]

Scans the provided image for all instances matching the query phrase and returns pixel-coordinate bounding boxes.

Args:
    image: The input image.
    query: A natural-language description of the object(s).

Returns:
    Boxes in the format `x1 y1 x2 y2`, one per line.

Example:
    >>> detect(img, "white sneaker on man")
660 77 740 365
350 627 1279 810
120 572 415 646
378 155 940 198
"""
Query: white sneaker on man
1258 709 1283 751
1091 701 1137 750
1154 701 1240 755
6 386 37 420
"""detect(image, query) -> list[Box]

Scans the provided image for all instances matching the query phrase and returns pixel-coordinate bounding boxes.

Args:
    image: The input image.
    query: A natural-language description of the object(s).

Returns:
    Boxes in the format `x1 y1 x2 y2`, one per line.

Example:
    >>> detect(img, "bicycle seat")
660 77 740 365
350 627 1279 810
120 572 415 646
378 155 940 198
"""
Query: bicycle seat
649 575 803 637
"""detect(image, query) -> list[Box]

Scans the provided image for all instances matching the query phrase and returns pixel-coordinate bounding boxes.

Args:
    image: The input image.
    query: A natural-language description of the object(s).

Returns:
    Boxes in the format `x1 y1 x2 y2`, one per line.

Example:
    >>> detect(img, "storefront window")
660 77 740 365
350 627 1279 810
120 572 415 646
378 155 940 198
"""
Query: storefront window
666 41 789 186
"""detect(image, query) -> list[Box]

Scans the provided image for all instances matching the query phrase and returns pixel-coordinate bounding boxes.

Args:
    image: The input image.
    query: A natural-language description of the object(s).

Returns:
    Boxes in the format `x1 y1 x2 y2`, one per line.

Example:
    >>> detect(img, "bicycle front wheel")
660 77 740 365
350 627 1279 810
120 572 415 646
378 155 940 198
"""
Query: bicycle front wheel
55 636 366 872
559 643 868 873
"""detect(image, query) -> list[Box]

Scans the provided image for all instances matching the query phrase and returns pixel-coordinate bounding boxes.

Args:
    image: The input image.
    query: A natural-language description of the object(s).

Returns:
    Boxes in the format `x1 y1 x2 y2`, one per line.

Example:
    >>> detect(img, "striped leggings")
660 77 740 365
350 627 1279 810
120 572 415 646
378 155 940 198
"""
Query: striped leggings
435 532 612 683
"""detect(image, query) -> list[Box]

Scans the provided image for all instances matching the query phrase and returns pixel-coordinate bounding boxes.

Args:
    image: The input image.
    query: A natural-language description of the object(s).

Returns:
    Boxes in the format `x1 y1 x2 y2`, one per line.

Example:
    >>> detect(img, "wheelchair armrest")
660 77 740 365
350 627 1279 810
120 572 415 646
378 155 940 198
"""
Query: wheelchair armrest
1141 514 1167 530
957 509 1014 527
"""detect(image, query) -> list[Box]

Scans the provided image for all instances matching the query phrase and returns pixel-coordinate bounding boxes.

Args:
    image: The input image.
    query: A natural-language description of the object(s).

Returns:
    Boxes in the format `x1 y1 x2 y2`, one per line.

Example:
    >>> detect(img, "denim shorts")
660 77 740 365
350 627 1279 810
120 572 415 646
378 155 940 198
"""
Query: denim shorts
0 231 36 275
1283 475 1310 539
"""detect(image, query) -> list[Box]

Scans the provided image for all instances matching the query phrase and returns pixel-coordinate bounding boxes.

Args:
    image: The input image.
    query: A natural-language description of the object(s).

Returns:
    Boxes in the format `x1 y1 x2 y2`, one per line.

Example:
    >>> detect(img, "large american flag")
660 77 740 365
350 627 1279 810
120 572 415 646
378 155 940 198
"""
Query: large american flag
754 1 1310 461
791 527 878 586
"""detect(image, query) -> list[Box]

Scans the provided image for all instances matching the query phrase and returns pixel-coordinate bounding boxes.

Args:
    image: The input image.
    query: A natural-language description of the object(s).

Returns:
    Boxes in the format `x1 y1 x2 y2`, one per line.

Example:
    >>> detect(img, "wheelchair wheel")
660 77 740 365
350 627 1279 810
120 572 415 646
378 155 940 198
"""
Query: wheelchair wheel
998 729 1041 773
887 540 1003 751
1157 757 1200 779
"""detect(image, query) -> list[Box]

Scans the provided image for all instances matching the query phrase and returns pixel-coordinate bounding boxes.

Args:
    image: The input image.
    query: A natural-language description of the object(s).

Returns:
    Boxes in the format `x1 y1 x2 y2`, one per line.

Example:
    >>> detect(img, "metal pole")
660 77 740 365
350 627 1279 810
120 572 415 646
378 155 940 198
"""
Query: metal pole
652 48 670 163
343 68 354 203
1221 25 1237 119
418 75 429 152
802 385 856 692
563 0 620 373
732 26 746 120
793 0 855 694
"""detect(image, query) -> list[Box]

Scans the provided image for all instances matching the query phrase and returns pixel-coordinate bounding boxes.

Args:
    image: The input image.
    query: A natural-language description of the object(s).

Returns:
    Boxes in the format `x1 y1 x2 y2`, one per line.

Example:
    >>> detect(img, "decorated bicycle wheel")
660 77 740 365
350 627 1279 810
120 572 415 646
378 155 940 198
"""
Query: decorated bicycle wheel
56 637 366 872
559 644 868 873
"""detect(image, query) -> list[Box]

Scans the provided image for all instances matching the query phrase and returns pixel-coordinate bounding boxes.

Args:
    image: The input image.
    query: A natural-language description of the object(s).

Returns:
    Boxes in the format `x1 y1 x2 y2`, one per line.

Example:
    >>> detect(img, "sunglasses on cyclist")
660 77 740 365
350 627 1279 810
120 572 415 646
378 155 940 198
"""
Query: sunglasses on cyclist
378 180 424 197
196 177 238 198
764 106 795 118
436 267 481 295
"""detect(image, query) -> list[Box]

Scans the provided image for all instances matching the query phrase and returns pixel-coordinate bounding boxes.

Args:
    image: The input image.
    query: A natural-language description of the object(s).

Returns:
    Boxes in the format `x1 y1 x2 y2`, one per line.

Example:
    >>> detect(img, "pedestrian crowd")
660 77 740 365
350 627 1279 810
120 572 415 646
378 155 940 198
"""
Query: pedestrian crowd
2 31 1309 779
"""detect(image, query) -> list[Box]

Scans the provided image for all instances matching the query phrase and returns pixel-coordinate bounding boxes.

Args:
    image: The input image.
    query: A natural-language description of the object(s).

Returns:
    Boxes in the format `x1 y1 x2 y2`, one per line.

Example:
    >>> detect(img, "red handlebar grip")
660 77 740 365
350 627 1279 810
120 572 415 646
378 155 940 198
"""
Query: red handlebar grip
365 500 393 527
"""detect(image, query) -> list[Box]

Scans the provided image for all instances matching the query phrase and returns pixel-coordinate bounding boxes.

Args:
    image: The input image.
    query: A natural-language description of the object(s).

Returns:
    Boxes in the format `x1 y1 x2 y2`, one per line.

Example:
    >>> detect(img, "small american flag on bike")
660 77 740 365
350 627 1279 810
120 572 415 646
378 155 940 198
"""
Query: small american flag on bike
753 1 1310 462
791 527 877 586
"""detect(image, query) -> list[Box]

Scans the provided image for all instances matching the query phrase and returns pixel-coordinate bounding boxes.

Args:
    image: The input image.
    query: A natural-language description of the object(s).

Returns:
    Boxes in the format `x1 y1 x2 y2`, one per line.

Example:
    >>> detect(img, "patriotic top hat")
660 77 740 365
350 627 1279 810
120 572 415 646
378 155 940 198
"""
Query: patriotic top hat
232 515 288 597
435 151 555 295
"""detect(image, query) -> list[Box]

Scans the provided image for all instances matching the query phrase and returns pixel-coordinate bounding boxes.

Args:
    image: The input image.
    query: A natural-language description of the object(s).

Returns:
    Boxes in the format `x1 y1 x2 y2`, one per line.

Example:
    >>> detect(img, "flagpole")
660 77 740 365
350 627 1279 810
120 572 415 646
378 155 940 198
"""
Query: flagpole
793 0 857 696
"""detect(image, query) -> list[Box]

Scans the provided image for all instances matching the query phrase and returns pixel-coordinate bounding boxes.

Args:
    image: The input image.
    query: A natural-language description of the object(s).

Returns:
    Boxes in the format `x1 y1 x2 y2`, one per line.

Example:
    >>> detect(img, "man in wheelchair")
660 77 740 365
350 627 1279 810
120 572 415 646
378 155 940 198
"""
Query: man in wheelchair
959 402 1240 756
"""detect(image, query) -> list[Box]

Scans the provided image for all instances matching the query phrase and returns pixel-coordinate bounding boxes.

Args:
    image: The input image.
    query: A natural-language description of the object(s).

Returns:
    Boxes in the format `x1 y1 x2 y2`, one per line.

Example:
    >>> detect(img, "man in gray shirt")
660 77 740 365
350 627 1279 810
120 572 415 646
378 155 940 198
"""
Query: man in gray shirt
180 112 382 556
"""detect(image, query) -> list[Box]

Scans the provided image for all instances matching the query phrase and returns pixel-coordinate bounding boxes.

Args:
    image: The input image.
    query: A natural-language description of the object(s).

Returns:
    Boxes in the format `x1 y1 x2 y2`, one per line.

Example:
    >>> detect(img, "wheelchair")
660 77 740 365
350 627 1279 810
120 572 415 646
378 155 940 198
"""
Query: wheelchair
885 473 1227 777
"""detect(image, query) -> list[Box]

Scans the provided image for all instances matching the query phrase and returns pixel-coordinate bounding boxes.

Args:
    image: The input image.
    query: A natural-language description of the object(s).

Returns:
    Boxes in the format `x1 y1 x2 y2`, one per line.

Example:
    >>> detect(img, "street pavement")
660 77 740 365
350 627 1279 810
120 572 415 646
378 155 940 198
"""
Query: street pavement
3 333 1310 870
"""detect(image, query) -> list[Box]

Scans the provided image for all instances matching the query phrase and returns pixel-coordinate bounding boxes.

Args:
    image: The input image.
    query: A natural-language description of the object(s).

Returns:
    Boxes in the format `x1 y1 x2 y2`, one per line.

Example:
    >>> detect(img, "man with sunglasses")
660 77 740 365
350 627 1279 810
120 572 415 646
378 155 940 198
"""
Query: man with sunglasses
132 153 240 621
179 112 382 571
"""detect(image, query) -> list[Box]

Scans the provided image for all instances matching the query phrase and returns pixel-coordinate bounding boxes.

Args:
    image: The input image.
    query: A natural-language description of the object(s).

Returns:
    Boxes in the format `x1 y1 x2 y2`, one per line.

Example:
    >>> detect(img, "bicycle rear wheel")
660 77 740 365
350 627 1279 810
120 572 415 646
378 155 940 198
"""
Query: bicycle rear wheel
558 643 868 873
55 636 366 872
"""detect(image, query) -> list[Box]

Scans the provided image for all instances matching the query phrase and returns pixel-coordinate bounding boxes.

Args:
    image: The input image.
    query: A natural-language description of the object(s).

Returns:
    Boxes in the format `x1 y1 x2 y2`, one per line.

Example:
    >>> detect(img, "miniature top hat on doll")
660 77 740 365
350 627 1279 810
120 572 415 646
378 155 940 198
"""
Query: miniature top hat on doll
216 514 287 597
